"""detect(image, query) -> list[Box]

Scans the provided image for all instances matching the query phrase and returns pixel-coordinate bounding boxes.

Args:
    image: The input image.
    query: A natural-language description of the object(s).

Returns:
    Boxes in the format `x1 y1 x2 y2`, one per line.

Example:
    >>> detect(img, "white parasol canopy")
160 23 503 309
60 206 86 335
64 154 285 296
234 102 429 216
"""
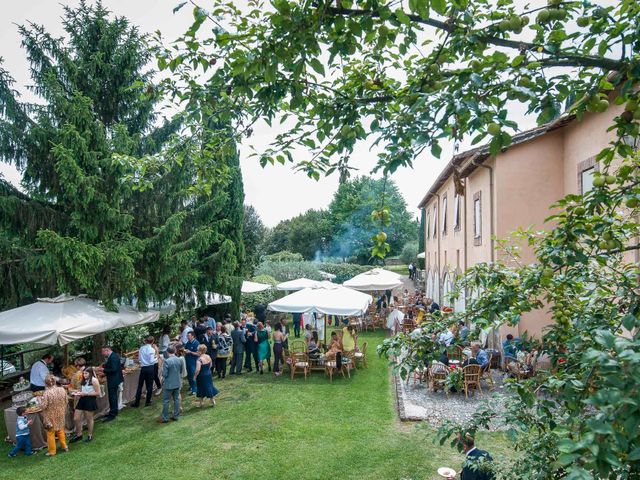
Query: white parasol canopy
241 281 272 294
343 268 404 291
318 270 336 280
0 294 160 346
276 278 321 291
417 251 425 259
268 281 372 317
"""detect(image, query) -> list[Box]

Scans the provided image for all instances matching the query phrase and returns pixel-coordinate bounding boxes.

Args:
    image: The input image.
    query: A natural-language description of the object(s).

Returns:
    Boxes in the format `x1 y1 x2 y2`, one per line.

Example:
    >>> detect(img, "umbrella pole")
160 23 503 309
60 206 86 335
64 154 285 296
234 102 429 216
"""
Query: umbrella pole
324 316 327 347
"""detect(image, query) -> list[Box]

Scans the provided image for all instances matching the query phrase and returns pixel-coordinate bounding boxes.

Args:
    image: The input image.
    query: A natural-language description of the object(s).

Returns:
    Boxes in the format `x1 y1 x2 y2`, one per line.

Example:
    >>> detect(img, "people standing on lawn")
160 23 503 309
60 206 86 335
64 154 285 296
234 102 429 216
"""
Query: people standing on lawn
244 316 259 372
230 321 246 375
180 319 194 344
40 375 68 456
292 312 302 337
70 367 100 443
194 344 218 407
100 344 123 422
160 346 183 423
159 325 171 359
184 331 200 395
133 336 157 407
213 323 231 378
255 322 270 374
8 407 34 458
29 353 54 392
272 323 288 376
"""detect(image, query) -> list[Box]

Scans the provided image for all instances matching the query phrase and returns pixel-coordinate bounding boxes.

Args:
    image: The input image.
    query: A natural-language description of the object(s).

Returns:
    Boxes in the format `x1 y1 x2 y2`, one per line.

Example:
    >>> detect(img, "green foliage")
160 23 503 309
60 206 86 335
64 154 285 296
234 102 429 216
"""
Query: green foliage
0 331 515 479
254 260 324 283
383 153 640 477
314 262 371 284
400 241 419 265
0 2 243 319
327 177 416 261
237 180 414 263
262 250 304 263
160 3 640 477
242 205 267 275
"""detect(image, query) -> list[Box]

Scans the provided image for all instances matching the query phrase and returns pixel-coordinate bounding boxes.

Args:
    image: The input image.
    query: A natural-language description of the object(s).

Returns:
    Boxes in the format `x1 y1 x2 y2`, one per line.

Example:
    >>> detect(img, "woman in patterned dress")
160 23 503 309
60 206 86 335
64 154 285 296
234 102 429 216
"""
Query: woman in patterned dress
40 374 69 456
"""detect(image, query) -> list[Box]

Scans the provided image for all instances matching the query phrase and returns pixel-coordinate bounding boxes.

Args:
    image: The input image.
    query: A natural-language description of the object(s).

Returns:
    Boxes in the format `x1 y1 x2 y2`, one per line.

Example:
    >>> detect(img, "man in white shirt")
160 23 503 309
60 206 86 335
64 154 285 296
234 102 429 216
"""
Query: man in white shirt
180 320 194 345
29 354 54 391
132 336 157 407
438 327 456 347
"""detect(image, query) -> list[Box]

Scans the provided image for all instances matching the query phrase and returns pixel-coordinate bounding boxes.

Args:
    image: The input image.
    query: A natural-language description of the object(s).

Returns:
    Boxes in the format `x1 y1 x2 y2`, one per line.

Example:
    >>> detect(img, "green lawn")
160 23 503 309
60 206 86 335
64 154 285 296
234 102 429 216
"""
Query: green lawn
2 332 511 479
386 264 410 276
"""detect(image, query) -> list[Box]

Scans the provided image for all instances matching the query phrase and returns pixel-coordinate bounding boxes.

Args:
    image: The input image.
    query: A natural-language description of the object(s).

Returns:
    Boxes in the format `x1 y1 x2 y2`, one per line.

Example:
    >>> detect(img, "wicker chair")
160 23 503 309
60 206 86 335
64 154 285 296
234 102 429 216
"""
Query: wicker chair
290 351 309 380
290 340 306 353
354 342 368 368
448 346 464 362
463 364 482 398
283 348 292 375
325 353 352 381
401 320 415 334
430 361 449 395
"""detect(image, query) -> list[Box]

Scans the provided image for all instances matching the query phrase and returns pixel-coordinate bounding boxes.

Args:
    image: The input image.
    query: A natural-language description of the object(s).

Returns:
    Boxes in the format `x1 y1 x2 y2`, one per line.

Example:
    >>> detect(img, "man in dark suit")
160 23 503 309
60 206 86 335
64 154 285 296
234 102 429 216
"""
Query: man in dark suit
100 345 124 422
243 318 259 372
201 327 217 359
230 322 246 375
445 434 494 480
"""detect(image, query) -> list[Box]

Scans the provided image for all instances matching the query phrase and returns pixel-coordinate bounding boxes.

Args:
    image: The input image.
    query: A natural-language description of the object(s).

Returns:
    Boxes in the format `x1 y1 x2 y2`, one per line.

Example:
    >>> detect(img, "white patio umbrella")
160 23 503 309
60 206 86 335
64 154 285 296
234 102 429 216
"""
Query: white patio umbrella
268 282 372 343
318 270 336 280
241 281 272 294
276 278 321 291
343 268 404 291
268 281 372 317
0 294 160 346
417 252 425 259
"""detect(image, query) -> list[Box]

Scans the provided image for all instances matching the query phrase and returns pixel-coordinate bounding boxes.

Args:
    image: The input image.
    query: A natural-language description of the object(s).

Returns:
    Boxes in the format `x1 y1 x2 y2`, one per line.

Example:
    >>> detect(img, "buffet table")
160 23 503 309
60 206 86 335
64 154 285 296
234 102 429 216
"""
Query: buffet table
4 367 147 448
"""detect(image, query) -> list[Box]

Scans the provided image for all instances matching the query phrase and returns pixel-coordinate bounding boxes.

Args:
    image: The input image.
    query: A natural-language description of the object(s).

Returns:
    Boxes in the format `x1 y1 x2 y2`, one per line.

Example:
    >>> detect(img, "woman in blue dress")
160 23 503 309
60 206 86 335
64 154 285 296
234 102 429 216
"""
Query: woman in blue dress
194 344 219 407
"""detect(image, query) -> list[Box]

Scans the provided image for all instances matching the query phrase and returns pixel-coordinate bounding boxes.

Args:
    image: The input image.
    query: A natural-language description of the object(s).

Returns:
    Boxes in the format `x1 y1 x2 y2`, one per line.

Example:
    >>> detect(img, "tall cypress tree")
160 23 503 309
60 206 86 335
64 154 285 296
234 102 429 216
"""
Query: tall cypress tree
0 2 244 321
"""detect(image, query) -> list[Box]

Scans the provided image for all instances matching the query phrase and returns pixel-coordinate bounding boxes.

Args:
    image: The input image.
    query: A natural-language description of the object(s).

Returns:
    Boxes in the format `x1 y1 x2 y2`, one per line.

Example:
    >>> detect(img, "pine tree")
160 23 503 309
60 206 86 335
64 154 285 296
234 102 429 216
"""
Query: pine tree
0 1 244 323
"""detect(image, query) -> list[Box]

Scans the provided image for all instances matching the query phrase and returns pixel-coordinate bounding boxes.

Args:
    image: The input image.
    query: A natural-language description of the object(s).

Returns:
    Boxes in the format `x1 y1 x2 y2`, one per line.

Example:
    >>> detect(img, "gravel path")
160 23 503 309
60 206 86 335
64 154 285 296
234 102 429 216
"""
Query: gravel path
395 370 510 430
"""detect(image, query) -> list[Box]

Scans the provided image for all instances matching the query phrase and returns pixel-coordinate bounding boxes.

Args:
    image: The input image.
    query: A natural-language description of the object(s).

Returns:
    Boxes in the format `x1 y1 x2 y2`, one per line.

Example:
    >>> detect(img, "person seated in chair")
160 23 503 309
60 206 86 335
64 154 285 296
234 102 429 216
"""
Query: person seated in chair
323 331 342 362
502 334 518 361
463 341 489 369
307 331 321 360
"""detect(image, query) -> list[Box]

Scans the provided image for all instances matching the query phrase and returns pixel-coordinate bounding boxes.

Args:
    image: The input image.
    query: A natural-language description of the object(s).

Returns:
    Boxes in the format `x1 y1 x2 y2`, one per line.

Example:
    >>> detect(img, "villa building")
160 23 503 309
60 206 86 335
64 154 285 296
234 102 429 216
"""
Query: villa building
418 102 632 341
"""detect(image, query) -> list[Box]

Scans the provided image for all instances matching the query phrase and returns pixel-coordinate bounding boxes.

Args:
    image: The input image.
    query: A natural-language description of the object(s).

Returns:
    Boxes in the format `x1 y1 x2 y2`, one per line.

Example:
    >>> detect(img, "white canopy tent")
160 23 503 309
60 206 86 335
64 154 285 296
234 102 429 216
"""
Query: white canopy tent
241 281 272 294
276 278 321 291
268 282 372 343
417 251 425 259
0 294 160 346
318 270 336 280
268 281 372 317
343 268 404 291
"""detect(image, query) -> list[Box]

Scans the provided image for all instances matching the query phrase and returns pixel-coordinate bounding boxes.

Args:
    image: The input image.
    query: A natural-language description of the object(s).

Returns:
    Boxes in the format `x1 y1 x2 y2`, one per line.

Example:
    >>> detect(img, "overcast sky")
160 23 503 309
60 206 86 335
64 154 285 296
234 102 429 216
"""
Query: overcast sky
0 0 545 226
